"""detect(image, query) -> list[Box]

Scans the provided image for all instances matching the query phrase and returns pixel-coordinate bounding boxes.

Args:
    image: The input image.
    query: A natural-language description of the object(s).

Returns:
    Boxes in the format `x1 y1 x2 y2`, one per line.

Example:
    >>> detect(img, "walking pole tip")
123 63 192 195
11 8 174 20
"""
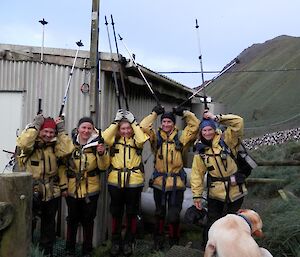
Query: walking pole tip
39 18 48 25
76 40 84 47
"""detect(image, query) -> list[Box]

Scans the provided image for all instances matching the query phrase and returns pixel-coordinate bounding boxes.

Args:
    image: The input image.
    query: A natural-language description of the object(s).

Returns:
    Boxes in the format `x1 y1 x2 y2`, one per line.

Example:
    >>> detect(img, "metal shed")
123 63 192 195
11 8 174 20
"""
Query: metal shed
0 43 198 246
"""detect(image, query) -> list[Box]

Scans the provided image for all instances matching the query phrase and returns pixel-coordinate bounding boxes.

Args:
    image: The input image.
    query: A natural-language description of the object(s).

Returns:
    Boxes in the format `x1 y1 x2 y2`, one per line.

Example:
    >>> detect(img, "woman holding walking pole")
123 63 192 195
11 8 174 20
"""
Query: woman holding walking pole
102 109 149 256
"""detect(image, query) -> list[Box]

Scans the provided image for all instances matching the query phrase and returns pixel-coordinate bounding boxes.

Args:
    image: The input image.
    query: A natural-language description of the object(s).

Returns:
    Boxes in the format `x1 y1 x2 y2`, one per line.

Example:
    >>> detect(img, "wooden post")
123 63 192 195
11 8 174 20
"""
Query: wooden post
0 172 32 257
89 0 100 125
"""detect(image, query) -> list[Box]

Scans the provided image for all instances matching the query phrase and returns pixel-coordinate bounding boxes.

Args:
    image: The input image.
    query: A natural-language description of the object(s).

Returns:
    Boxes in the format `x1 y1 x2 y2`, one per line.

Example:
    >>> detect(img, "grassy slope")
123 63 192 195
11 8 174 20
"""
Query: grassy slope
244 141 300 257
206 35 300 137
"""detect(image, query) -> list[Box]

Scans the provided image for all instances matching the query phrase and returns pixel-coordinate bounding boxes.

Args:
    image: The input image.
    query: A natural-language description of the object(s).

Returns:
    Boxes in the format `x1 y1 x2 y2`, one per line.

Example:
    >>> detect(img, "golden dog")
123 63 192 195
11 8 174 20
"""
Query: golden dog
204 209 273 257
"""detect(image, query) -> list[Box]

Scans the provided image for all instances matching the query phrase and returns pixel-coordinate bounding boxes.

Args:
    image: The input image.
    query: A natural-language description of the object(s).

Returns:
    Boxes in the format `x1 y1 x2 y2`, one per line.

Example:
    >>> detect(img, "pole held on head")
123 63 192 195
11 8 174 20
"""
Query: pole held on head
37 18 48 115
111 15 129 110
59 40 84 117
195 18 208 110
118 34 161 106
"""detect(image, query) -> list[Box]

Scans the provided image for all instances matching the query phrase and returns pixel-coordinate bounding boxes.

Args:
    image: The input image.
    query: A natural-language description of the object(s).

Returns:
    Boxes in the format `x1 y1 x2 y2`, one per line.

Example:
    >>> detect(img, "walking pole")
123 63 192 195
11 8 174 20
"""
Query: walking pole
111 15 129 110
105 16 122 109
176 58 239 108
118 34 161 106
58 40 84 117
195 19 208 110
37 18 48 114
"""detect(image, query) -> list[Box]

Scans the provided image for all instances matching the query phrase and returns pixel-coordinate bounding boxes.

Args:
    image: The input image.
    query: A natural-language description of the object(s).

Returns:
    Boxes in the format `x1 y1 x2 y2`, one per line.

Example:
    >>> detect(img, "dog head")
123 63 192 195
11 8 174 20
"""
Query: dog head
237 209 264 237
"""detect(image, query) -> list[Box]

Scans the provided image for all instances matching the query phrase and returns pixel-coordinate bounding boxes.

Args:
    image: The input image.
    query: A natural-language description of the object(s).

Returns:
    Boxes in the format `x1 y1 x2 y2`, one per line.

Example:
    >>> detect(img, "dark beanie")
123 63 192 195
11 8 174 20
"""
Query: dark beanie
161 112 176 124
77 117 94 127
200 118 216 130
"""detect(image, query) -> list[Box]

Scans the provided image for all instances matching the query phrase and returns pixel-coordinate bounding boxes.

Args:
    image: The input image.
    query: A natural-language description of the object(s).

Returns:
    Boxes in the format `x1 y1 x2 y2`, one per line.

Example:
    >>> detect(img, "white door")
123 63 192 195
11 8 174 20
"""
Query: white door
0 92 23 172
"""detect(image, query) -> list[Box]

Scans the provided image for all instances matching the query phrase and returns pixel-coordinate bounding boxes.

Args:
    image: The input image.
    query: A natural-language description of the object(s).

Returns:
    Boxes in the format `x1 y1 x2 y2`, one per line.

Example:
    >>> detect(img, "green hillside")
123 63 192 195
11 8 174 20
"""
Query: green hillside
206 35 300 137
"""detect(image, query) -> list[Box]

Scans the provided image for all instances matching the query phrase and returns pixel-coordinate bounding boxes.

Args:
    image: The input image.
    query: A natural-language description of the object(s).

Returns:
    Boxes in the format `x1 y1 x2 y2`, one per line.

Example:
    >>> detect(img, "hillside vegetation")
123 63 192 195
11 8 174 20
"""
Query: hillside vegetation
206 35 300 137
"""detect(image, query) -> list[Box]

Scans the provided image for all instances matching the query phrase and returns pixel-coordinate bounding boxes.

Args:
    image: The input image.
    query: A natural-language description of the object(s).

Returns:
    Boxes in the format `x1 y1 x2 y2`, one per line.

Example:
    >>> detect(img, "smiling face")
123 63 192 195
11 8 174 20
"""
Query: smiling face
77 121 94 143
201 126 216 141
119 121 133 138
161 118 175 134
39 128 56 143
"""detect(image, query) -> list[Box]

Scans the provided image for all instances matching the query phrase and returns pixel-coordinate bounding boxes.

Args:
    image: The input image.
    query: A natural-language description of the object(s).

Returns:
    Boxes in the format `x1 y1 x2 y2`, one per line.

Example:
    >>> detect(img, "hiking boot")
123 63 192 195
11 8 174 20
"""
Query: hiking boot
65 250 76 257
110 241 121 256
123 242 134 256
169 237 179 247
153 235 165 251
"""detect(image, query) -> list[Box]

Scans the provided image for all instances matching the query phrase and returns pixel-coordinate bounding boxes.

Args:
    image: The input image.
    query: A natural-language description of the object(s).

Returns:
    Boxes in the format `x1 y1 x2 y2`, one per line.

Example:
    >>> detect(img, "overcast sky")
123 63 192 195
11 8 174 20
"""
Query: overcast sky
1 0 299 87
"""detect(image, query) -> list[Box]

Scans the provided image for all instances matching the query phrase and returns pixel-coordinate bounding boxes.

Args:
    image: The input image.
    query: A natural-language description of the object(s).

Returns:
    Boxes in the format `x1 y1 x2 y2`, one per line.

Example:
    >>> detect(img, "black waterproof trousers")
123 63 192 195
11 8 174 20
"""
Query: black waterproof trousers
153 188 184 246
33 197 59 256
65 194 99 255
108 185 143 245
202 197 244 248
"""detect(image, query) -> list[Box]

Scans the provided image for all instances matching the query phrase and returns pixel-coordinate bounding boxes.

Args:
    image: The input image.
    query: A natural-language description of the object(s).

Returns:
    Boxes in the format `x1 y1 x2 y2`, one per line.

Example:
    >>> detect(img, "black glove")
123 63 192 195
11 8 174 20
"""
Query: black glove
173 106 186 116
235 172 246 184
152 105 165 115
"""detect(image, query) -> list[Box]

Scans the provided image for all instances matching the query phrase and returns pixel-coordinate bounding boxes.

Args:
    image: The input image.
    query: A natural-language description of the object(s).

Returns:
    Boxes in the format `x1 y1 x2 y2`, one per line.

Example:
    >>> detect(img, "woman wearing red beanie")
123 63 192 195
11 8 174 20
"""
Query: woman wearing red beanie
16 114 74 257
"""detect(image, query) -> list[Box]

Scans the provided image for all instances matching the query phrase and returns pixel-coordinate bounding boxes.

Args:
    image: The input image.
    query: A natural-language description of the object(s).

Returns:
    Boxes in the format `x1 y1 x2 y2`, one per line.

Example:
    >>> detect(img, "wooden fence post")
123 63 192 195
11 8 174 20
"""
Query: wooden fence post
0 172 32 257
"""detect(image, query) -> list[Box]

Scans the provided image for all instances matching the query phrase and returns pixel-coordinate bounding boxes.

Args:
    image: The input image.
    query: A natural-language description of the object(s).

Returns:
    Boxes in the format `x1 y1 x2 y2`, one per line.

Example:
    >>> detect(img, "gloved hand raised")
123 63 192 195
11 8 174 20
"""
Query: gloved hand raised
55 117 65 133
32 114 44 130
124 110 136 124
114 109 124 122
173 106 186 116
152 105 165 115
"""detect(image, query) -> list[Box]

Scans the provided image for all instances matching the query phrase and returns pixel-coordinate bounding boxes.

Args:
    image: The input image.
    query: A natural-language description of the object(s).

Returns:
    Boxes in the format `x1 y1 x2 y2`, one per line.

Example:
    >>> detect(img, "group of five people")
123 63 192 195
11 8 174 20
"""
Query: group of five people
16 105 247 257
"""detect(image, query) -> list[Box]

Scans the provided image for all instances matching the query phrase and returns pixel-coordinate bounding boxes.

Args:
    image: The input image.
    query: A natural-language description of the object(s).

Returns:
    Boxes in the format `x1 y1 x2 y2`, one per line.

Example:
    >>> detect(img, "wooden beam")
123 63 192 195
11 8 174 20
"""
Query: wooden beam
257 160 300 166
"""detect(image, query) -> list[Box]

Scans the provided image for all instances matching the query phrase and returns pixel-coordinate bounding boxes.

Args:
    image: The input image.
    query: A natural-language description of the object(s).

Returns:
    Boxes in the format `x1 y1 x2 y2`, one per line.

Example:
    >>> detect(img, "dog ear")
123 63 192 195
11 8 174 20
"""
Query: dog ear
252 229 264 238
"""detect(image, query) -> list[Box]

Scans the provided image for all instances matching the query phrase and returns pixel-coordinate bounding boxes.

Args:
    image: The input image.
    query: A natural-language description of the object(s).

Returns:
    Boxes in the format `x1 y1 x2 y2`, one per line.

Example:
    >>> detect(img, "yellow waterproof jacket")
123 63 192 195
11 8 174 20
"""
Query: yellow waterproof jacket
60 133 110 199
140 111 200 191
191 114 247 202
102 121 149 188
16 128 74 201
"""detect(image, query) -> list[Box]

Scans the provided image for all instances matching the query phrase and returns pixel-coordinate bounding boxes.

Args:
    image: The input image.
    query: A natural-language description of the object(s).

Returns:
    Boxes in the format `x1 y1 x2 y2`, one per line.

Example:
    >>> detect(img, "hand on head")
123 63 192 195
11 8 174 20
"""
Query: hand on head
152 105 165 115
114 109 124 122
203 110 216 120
173 106 186 116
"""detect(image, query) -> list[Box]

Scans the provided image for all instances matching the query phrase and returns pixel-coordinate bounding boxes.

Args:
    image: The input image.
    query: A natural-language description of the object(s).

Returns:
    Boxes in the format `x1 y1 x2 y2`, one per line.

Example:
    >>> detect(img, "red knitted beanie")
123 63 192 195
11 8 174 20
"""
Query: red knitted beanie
41 118 56 130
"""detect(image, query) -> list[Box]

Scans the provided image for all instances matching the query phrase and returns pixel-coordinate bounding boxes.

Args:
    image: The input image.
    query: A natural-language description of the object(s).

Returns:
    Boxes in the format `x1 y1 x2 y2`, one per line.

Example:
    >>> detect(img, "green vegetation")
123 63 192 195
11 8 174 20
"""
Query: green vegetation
245 141 300 257
206 35 300 137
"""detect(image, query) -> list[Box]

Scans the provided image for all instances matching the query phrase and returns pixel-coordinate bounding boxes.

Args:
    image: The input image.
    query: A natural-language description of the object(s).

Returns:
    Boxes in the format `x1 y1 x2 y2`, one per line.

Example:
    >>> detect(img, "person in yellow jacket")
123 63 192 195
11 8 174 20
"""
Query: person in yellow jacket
102 109 149 257
191 110 246 249
16 114 74 257
60 117 109 257
140 105 200 249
